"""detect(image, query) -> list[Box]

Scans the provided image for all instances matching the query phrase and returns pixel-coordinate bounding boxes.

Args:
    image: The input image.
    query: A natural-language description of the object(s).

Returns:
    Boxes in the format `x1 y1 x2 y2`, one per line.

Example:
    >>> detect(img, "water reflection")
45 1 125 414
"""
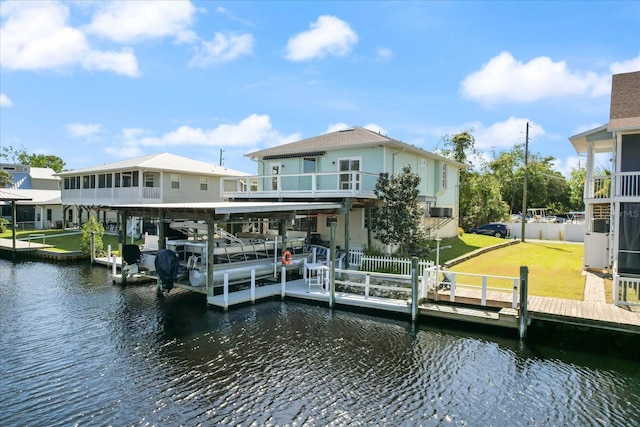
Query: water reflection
1 259 639 426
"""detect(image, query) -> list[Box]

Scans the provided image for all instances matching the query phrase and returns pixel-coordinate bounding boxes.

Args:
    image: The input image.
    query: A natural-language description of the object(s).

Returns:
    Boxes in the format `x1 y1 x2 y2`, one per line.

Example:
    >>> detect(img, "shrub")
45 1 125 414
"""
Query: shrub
80 217 105 257
0 218 8 233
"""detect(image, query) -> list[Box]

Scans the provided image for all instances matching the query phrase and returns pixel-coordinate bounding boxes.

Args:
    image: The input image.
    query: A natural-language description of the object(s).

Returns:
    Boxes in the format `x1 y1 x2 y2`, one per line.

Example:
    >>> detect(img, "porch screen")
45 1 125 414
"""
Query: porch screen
618 202 640 275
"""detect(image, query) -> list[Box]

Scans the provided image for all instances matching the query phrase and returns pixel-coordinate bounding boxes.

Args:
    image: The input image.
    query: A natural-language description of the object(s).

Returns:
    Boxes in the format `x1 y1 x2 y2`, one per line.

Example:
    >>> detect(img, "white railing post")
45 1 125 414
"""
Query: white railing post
449 274 456 302
107 244 112 268
613 275 619 305
481 276 487 306
223 273 229 311
365 274 370 298
250 269 256 303
281 266 286 298
512 278 518 309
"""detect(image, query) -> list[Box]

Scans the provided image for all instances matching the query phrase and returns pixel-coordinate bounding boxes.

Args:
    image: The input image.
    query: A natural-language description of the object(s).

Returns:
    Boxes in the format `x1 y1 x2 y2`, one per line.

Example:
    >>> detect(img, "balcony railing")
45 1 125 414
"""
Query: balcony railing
222 171 380 199
61 186 162 204
585 172 640 200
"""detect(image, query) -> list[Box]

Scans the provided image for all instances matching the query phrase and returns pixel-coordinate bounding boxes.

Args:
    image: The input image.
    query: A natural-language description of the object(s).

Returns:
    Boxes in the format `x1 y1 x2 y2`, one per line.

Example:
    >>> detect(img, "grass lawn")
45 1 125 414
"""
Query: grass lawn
448 241 585 300
0 228 143 254
422 233 508 264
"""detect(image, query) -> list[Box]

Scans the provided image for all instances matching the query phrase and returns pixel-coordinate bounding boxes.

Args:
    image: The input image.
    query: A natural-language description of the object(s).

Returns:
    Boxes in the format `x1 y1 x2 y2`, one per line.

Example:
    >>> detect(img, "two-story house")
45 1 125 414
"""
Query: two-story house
221 126 464 252
1 163 62 229
56 152 247 230
569 71 640 298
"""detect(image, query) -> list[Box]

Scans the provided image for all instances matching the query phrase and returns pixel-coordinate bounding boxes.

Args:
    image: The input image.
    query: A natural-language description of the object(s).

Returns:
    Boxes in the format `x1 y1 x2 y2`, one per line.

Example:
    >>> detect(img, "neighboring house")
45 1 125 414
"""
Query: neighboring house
222 126 464 251
0 164 63 229
56 153 248 228
569 71 640 281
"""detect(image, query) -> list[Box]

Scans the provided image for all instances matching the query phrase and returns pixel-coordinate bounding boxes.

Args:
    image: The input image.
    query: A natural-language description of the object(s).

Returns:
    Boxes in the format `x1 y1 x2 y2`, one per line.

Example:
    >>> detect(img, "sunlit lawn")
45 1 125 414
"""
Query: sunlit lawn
448 241 585 300
0 228 142 254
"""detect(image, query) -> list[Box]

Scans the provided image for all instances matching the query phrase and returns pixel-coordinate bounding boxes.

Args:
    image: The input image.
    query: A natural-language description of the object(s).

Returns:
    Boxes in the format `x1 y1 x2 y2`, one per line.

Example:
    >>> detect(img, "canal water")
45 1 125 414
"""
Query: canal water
1 259 639 426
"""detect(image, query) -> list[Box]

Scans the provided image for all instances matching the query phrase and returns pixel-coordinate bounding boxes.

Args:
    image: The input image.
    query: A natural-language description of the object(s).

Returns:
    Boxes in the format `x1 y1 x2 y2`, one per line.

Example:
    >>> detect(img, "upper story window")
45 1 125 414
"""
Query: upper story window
83 175 96 189
171 174 180 189
441 163 447 189
338 158 361 190
144 173 154 188
63 176 80 190
98 173 112 188
200 177 208 191
120 171 139 188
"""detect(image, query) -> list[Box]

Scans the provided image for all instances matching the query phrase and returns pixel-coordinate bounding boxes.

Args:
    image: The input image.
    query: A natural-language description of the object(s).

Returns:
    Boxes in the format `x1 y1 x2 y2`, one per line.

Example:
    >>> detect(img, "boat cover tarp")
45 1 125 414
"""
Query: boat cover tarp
154 249 179 291
122 244 141 265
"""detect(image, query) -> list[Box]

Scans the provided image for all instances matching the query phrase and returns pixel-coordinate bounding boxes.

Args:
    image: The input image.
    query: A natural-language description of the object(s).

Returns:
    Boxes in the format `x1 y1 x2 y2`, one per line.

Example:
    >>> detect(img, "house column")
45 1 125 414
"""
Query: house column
343 198 350 269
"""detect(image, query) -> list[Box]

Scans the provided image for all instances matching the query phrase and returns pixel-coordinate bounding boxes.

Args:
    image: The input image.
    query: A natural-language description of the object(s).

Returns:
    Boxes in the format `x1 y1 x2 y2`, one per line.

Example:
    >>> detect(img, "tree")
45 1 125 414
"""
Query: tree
80 217 105 257
567 166 586 212
0 145 66 172
370 165 427 256
0 170 13 188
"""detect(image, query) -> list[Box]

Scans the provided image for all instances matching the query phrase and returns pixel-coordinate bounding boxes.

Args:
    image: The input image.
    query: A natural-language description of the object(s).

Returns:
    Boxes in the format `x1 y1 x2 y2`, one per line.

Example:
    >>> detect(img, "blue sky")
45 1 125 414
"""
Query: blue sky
1 1 639 176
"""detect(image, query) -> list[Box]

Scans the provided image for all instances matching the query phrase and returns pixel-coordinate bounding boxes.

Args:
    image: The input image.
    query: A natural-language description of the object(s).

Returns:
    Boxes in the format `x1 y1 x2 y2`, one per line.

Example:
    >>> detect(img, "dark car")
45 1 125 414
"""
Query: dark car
467 223 510 238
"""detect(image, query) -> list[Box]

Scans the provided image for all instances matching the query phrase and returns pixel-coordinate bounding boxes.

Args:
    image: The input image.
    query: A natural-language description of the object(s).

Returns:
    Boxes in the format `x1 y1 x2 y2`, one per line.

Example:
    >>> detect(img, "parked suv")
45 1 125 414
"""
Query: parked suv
467 223 510 238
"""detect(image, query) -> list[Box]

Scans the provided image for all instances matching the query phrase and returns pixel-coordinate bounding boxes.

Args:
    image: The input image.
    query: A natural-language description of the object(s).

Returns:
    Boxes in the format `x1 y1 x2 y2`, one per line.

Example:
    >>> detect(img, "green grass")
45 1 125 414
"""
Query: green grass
0 228 143 254
422 233 508 264
448 241 585 300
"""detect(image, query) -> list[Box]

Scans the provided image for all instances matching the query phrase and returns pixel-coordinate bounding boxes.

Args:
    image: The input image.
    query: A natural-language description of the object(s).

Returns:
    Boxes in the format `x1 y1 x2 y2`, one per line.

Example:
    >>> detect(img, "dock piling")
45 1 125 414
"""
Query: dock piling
411 257 418 322
519 266 529 339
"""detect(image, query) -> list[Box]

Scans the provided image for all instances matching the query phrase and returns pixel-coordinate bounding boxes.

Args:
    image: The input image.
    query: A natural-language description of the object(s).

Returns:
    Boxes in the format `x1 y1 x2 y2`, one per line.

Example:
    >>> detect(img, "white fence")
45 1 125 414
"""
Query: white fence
613 275 640 306
507 222 586 242
359 255 434 276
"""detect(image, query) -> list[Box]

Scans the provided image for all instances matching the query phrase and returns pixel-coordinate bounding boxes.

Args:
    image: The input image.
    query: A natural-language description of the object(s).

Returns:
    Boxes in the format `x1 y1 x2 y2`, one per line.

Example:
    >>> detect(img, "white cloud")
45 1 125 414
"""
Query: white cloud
326 123 351 133
285 15 358 61
107 114 298 158
461 51 610 105
376 47 393 61
0 1 139 77
473 117 545 150
66 123 102 138
189 32 254 67
363 123 387 135
86 1 197 43
0 93 13 107
610 54 640 74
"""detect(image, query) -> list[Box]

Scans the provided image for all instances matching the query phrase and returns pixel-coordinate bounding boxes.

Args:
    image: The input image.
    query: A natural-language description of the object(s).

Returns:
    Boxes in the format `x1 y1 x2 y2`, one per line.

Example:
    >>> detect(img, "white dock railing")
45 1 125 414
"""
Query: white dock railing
359 255 434 276
422 267 520 309
613 275 640 306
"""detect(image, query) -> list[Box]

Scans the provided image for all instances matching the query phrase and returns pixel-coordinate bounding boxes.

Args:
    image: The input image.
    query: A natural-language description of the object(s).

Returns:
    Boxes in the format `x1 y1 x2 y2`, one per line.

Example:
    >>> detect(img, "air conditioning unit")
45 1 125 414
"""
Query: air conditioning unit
430 207 452 217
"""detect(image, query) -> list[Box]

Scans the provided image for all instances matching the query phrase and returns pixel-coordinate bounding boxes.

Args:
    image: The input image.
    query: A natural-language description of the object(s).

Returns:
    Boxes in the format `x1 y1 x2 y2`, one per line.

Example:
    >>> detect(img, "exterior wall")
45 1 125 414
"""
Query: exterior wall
31 178 60 191
160 172 222 203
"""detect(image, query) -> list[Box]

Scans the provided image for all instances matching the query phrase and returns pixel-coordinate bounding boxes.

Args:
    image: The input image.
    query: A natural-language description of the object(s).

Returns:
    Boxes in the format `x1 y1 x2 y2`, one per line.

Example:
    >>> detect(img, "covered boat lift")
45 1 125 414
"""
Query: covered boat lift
105 200 345 296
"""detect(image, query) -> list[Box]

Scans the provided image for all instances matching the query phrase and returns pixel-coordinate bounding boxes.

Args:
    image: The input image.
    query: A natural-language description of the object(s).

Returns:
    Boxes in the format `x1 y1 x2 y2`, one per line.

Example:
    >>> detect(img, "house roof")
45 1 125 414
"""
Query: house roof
0 190 32 202
0 189 60 205
30 167 60 181
608 71 640 131
246 126 465 168
568 124 614 155
56 152 249 177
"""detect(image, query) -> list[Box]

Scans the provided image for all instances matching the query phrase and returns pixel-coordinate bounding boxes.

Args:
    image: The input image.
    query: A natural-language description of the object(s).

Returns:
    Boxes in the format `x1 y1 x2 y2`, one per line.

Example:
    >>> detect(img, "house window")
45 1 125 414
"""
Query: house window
338 158 360 190
64 176 80 189
326 216 337 227
47 209 52 222
144 173 154 187
200 177 208 191
121 171 138 188
82 175 96 188
98 173 113 188
303 158 316 173
171 174 180 189
441 163 447 190
114 173 121 187
269 163 280 191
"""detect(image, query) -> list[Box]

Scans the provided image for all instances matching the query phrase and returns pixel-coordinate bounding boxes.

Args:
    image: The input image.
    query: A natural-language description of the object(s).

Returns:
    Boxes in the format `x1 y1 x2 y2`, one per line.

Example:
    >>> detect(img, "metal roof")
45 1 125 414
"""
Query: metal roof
0 189 60 205
0 190 33 202
107 201 344 219
56 152 250 177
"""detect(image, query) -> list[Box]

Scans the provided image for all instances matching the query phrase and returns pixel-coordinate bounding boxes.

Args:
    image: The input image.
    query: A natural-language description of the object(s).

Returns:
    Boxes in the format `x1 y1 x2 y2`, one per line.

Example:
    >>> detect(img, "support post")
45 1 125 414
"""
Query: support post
411 257 418 322
281 266 286 298
521 122 529 243
223 273 229 311
251 269 256 303
519 266 529 340
207 217 215 298
344 198 350 269
90 231 95 265
329 222 336 308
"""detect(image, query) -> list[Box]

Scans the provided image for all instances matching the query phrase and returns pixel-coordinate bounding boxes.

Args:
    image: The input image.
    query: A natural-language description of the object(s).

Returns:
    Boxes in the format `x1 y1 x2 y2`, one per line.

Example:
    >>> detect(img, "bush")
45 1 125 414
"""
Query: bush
80 217 105 257
0 218 8 233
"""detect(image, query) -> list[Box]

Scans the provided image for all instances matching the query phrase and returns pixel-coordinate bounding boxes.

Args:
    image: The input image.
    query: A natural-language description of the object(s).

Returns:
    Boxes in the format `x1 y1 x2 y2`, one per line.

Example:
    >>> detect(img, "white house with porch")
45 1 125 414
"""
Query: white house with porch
569 71 640 305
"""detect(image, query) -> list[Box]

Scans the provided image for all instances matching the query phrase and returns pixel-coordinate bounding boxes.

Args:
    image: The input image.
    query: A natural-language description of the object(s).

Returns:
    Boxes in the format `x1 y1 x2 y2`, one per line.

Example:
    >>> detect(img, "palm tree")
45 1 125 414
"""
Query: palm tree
0 170 13 188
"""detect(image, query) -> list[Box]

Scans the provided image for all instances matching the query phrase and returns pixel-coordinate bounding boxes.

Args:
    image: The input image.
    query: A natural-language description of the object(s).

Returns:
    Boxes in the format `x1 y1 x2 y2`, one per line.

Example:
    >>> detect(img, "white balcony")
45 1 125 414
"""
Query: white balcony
222 171 380 200
61 186 162 205
585 171 640 203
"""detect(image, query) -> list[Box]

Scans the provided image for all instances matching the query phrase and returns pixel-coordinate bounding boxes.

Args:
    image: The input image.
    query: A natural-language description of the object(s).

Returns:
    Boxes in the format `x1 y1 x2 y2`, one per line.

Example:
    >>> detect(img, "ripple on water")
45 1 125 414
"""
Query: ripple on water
1 260 639 426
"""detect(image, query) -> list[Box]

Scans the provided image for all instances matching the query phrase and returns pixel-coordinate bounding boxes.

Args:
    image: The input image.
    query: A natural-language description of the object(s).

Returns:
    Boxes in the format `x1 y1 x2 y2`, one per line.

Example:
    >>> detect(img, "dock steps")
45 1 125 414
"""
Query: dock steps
419 303 518 328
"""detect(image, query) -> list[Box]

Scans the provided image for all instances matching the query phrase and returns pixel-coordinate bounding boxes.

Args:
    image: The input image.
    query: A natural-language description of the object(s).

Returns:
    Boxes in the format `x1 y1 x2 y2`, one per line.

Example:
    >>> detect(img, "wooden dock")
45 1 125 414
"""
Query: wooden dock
202 276 640 335
0 237 53 252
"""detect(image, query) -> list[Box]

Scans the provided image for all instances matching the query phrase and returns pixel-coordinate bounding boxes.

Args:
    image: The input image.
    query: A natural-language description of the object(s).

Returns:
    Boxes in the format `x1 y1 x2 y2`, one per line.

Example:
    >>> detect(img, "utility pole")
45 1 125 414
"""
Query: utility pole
520 122 529 243
219 149 224 166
